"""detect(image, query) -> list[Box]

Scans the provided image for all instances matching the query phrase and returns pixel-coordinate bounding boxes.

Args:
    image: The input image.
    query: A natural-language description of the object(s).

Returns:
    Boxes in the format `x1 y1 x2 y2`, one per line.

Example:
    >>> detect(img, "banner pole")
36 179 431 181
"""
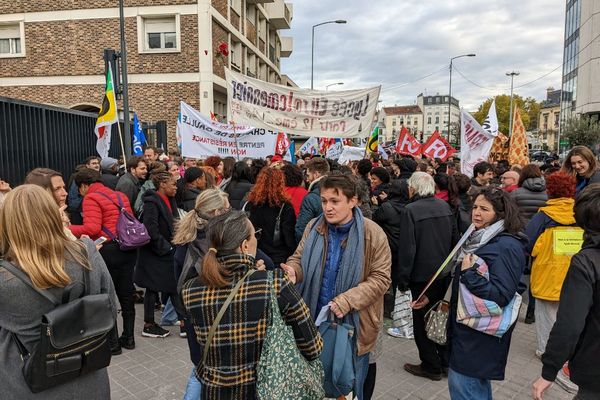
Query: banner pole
231 121 240 161
116 120 128 164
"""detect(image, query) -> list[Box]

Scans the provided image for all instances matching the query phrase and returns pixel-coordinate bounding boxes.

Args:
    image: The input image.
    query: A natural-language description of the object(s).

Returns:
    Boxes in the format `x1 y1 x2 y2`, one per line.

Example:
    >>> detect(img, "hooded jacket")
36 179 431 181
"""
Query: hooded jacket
511 177 548 223
542 233 600 391
295 176 325 242
525 198 582 301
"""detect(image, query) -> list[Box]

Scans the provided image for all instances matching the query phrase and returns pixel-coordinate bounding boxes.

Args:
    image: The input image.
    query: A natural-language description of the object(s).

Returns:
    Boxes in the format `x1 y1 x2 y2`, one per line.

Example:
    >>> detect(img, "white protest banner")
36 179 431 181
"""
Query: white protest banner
325 140 344 160
299 136 319 155
226 68 381 138
338 146 366 165
179 102 278 159
460 109 496 177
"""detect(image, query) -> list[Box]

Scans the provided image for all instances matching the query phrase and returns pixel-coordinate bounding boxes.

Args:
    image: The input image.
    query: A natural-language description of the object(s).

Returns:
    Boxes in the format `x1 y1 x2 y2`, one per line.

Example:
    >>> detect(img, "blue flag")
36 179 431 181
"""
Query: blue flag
132 113 146 156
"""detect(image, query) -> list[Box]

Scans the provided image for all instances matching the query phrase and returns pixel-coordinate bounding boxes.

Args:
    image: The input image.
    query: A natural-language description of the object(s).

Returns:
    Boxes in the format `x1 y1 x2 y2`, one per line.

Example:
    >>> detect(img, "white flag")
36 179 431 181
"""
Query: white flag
460 109 496 177
482 99 499 137
299 136 319 155
377 144 389 160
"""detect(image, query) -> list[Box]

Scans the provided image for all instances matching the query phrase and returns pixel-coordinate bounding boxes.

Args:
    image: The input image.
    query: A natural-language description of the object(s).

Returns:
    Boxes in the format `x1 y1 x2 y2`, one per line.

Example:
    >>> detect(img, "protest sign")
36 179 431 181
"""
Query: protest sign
179 102 278 159
299 136 319 155
325 140 344 160
338 146 366 164
226 68 381 138
395 127 422 156
421 131 456 161
460 110 496 177
275 132 291 155
553 229 584 255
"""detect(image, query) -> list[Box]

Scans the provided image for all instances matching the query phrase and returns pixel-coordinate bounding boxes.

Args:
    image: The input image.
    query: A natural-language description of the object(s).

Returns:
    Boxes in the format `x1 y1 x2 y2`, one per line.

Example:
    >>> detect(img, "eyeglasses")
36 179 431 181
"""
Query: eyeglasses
254 228 263 240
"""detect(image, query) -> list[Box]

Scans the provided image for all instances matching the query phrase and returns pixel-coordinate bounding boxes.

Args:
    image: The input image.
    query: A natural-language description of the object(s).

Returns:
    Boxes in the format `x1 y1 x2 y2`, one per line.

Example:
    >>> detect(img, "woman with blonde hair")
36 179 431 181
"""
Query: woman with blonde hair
562 145 600 195
0 185 116 399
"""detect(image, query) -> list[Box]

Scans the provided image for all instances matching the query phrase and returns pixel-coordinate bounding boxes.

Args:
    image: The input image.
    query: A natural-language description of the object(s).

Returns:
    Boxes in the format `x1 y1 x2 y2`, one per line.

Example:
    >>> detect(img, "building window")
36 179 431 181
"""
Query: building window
138 15 180 53
435 116 439 123
392 120 396 126
229 0 241 14
231 41 242 70
0 22 25 57
246 4 256 25
407 119 411 125
414 119 418 125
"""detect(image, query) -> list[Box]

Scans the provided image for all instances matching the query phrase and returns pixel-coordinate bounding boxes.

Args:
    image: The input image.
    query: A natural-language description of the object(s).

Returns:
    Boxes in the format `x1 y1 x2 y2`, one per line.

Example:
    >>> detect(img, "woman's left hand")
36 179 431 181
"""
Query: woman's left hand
461 253 473 271
256 259 266 271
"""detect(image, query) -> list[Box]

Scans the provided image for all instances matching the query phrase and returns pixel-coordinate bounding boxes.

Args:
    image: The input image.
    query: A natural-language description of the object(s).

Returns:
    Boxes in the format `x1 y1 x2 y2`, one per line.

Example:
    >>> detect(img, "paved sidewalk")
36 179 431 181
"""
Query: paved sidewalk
108 304 573 400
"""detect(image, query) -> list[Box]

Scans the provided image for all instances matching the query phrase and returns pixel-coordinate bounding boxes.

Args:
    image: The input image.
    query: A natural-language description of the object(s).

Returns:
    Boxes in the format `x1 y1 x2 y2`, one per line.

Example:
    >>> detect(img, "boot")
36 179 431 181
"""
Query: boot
109 326 122 355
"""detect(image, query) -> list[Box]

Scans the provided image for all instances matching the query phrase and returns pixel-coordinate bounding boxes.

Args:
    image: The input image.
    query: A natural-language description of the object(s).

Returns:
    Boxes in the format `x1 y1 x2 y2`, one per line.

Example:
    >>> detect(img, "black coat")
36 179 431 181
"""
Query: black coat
511 177 547 223
225 180 254 210
179 187 202 212
135 190 178 293
247 202 296 266
397 196 459 289
372 196 408 286
542 234 600 391
456 192 473 235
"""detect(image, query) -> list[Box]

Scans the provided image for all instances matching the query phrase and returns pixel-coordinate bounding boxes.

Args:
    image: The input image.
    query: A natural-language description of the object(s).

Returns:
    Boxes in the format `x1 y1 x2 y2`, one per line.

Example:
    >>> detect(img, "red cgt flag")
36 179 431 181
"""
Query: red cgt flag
275 132 291 155
420 130 456 161
395 126 422 156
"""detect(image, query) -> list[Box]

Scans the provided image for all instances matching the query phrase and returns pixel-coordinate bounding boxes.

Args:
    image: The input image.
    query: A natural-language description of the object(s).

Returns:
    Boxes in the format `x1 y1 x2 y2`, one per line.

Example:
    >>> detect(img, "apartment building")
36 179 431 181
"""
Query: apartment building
417 93 460 142
0 0 294 144
538 87 561 151
381 105 423 143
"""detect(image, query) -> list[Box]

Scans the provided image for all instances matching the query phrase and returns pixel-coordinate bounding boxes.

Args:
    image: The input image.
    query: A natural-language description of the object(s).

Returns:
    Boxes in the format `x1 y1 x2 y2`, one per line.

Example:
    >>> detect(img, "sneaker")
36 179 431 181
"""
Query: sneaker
180 324 187 338
142 324 171 338
555 365 578 394
387 327 413 339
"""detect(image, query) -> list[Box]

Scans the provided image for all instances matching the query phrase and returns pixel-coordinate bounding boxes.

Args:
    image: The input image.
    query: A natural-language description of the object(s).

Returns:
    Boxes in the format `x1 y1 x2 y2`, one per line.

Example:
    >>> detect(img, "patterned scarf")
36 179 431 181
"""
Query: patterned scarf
453 220 506 266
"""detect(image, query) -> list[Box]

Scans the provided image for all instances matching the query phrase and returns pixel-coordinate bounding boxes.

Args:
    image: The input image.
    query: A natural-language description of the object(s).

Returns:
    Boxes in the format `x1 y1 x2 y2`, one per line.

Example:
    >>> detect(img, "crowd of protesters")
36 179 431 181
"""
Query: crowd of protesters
0 143 599 400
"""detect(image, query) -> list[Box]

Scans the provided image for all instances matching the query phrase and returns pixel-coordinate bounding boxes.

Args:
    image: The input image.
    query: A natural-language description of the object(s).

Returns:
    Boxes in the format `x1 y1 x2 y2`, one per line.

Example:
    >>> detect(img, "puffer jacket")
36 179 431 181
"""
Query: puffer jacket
511 177 548 223
525 198 582 301
317 220 353 311
69 182 133 240
295 177 324 242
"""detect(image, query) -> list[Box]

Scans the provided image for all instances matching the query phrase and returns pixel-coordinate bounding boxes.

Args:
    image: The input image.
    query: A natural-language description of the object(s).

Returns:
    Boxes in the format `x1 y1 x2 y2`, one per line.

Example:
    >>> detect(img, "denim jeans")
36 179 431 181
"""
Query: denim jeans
448 368 492 400
160 298 179 326
183 367 202 400
353 353 370 399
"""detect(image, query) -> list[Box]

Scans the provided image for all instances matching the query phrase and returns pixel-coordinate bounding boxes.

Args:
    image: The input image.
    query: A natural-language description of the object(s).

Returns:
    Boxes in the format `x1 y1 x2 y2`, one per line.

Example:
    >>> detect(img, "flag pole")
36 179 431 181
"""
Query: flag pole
231 121 240 161
116 120 128 165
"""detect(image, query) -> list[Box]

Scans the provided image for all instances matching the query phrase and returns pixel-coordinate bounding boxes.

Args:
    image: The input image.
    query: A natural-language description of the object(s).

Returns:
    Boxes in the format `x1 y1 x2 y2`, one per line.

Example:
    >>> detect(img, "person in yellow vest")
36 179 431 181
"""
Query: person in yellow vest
524 172 582 358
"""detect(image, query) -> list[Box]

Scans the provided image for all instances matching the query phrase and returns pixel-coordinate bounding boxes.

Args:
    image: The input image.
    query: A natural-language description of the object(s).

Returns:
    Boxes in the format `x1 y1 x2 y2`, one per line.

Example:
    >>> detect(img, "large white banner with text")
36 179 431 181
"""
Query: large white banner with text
226 69 381 138
180 102 278 159
460 109 497 177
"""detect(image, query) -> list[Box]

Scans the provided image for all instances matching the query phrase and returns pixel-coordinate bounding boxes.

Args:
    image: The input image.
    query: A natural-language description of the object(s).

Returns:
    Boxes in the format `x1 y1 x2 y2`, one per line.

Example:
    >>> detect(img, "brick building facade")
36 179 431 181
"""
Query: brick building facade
0 0 294 147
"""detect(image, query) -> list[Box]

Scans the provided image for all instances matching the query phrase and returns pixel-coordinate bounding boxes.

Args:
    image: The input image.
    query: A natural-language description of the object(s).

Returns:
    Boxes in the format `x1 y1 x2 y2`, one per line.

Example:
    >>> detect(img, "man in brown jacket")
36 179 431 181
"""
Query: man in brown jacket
282 174 391 399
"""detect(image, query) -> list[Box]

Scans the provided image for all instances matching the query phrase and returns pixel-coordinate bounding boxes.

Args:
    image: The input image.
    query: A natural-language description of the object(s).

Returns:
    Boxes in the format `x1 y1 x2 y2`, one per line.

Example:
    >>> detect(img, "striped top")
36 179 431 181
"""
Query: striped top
182 254 322 400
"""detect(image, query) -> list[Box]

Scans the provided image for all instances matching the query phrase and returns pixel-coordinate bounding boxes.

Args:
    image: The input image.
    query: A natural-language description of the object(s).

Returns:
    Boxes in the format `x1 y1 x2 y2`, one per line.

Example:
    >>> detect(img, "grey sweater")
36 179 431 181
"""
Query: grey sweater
0 240 117 399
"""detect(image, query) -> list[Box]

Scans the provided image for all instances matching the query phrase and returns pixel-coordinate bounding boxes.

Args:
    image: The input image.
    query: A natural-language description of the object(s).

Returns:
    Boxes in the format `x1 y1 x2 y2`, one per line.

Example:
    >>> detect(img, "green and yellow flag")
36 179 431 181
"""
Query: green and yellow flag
95 64 118 158
366 125 379 154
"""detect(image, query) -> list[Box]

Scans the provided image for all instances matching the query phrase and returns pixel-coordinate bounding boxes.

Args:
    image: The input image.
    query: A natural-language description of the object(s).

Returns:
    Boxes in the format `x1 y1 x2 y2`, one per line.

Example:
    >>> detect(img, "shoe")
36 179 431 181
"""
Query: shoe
555 365 578 394
180 324 187 338
119 335 135 350
110 344 122 356
142 323 171 338
386 327 413 339
403 363 442 381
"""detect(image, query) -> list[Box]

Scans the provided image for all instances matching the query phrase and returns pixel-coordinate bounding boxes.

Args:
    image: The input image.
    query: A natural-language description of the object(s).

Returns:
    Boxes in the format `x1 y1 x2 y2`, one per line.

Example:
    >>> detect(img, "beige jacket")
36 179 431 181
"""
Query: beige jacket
287 217 391 356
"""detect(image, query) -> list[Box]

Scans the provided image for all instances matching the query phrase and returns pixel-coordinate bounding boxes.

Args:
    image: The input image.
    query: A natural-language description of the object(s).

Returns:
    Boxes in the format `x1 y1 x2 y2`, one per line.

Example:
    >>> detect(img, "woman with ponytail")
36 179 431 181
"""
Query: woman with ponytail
181 210 322 400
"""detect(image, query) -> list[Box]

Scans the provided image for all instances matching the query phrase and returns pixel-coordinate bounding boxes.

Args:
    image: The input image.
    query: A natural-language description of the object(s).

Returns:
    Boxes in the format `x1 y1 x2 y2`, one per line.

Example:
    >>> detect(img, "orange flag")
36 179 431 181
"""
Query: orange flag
489 132 509 162
508 106 529 167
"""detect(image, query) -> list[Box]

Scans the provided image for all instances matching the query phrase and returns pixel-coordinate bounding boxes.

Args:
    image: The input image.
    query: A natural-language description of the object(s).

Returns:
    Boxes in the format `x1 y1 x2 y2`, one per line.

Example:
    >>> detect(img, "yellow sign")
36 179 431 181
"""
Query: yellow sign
553 229 584 255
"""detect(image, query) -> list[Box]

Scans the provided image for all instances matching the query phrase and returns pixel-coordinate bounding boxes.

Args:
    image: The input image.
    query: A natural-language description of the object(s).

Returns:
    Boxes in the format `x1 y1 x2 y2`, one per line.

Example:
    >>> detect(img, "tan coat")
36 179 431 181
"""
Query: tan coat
287 217 392 356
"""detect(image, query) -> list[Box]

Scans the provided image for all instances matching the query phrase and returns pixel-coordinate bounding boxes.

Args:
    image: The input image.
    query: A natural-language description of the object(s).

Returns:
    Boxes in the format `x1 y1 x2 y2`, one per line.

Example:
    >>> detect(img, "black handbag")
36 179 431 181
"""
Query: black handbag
1 260 115 393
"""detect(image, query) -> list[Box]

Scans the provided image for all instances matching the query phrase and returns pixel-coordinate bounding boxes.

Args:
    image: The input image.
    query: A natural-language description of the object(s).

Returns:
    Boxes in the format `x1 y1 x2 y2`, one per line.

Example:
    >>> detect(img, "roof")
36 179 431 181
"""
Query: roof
383 105 422 115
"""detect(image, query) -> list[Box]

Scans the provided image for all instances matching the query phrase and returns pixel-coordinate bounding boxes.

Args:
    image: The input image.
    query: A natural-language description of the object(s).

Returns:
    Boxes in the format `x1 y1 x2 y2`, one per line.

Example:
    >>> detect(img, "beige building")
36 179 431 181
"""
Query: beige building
417 93 460 143
538 87 561 151
0 0 294 145
381 105 423 143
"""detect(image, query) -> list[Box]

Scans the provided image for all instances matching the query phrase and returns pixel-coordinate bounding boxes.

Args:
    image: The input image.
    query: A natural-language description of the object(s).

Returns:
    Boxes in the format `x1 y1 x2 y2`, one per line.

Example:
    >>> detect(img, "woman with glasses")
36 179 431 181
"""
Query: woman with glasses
181 210 322 400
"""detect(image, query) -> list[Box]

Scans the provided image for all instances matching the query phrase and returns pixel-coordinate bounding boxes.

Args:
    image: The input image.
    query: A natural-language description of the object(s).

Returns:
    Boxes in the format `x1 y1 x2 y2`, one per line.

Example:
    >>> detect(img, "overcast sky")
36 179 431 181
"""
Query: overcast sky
281 0 565 110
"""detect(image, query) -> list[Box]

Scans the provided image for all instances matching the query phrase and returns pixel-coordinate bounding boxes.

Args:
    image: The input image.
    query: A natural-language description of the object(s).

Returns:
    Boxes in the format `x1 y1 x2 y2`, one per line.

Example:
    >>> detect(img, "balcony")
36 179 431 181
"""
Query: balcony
265 1 293 29
280 36 292 57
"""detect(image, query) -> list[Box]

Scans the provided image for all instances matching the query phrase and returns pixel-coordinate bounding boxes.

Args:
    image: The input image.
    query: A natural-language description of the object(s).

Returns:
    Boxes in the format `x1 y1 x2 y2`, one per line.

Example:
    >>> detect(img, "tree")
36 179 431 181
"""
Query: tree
561 115 600 148
472 94 541 134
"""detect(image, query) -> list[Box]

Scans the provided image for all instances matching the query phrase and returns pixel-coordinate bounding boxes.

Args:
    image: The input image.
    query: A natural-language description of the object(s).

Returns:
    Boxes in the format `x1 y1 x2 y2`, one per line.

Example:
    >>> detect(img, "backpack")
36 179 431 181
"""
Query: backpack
1 260 114 393
97 192 150 251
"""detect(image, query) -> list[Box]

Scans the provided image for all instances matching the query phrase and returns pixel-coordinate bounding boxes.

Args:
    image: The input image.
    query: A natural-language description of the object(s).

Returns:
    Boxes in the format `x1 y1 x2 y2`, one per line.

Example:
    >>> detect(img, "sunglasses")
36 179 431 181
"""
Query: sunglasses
254 228 263 240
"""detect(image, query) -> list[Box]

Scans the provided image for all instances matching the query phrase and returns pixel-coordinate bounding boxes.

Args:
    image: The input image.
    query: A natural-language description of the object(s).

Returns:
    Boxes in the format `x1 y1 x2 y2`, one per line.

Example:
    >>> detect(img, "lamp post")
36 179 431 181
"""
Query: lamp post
447 53 476 142
506 71 520 137
325 82 344 91
118 0 132 157
311 20 347 90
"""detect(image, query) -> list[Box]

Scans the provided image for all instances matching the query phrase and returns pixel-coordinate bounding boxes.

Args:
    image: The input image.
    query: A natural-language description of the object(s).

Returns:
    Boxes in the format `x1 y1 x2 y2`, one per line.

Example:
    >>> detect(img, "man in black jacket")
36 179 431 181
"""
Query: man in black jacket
398 171 459 381
533 184 600 400
116 156 147 207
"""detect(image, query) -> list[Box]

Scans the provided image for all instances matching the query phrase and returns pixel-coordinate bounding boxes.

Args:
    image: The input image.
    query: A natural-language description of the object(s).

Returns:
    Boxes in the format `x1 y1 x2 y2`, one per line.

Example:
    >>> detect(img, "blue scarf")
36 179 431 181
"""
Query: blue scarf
297 207 365 342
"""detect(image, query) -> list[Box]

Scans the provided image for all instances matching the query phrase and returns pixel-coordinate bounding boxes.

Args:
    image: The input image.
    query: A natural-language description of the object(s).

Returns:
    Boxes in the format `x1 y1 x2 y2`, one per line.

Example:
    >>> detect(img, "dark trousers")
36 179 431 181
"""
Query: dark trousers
362 363 377 400
100 242 137 338
144 290 180 323
410 278 449 374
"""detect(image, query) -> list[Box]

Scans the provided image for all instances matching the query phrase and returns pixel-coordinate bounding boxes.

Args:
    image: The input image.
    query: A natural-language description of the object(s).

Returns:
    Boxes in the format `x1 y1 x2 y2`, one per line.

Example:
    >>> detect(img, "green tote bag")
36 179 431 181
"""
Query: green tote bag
256 271 325 400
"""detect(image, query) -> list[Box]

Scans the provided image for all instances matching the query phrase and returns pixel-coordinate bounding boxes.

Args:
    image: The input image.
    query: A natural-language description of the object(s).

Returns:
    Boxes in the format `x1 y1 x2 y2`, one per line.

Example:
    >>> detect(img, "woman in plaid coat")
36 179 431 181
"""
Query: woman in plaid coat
182 210 322 400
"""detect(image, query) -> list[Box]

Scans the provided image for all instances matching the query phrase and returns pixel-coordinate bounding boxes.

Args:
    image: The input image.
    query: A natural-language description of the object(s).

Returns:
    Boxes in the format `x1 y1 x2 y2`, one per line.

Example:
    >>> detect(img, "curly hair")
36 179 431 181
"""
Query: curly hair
545 172 576 199
204 156 222 171
247 168 290 207
282 163 304 187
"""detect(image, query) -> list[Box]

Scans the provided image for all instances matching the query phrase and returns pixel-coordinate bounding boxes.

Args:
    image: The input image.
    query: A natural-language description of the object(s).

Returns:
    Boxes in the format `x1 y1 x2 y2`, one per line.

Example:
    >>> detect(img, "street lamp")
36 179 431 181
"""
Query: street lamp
325 82 344 91
311 20 347 90
506 71 520 137
448 53 476 141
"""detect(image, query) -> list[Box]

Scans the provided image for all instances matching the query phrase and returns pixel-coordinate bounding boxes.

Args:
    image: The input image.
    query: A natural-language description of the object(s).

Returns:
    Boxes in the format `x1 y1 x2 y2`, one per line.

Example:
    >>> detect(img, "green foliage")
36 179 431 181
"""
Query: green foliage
472 94 541 134
561 115 600 147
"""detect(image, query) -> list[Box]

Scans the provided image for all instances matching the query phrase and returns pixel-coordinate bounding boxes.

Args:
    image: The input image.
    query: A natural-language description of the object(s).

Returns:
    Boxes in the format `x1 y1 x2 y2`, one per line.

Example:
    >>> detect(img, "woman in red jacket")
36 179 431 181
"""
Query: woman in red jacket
69 168 137 354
